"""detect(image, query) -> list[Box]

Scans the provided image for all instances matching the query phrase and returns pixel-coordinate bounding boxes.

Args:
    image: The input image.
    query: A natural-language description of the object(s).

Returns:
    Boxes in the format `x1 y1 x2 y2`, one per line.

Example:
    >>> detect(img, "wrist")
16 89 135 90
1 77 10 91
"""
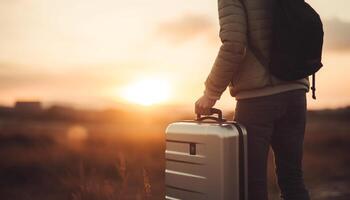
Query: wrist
203 90 220 101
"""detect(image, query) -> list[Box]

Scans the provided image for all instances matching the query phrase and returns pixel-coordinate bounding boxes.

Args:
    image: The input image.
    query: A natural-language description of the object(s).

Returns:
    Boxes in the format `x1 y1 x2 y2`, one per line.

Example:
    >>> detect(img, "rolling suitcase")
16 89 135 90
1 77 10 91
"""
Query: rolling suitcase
165 108 248 200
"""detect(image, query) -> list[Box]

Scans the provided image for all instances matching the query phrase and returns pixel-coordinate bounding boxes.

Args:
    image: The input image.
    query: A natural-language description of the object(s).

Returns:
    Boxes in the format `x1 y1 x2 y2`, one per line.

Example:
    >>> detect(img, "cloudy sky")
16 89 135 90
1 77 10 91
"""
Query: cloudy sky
1 0 350 110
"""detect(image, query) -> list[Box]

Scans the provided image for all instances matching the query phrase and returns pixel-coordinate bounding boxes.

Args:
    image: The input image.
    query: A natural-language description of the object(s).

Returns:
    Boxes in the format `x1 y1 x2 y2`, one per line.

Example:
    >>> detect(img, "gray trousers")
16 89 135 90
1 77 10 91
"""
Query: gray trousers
235 89 310 200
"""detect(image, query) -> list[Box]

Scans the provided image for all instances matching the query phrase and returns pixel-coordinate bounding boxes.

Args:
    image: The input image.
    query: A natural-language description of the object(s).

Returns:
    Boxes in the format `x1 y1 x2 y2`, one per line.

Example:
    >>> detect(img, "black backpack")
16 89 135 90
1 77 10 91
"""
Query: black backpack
240 0 324 99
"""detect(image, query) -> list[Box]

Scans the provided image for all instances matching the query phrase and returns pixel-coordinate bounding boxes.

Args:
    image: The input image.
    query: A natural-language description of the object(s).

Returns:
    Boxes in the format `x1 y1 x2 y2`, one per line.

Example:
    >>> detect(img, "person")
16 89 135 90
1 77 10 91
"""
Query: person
195 0 311 199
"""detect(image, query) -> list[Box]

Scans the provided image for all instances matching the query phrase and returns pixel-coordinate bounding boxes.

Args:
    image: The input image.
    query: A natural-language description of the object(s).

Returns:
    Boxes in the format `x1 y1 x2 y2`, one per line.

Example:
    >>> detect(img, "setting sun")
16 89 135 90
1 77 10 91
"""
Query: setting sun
120 78 172 106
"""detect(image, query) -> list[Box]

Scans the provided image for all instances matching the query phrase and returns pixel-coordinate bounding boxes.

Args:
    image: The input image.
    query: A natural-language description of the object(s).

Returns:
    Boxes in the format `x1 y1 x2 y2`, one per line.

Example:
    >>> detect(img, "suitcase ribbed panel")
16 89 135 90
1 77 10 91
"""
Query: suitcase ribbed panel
165 121 247 200
165 169 207 193
166 150 205 165
166 159 206 177
166 186 206 200
166 142 205 156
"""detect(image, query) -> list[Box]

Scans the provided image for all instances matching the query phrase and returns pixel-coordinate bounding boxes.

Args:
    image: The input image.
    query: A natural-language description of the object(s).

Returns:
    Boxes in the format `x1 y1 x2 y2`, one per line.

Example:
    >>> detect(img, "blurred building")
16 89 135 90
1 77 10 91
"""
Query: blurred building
0 105 13 116
14 101 43 113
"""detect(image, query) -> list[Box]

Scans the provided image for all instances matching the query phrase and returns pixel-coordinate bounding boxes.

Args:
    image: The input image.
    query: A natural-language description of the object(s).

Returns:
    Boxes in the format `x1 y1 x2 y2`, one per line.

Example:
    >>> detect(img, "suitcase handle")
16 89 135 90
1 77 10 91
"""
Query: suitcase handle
196 108 226 122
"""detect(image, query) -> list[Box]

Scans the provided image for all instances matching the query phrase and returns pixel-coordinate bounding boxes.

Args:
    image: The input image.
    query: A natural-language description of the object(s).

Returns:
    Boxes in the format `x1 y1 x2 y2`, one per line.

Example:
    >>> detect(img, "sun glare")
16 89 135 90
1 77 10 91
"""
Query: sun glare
120 78 171 106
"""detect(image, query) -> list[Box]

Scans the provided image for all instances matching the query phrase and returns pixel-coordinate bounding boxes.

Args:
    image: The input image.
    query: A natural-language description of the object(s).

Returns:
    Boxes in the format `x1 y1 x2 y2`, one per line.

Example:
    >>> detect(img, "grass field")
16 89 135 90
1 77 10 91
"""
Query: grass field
0 107 349 200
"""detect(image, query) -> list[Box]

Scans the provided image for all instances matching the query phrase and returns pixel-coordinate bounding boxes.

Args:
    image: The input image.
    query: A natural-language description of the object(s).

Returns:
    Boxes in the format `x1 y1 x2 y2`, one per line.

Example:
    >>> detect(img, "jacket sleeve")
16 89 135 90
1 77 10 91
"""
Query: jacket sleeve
204 0 247 100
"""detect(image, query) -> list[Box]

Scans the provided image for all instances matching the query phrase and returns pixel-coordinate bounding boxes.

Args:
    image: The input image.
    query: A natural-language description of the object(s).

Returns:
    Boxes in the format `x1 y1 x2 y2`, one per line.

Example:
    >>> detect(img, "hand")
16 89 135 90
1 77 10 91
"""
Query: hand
195 95 217 115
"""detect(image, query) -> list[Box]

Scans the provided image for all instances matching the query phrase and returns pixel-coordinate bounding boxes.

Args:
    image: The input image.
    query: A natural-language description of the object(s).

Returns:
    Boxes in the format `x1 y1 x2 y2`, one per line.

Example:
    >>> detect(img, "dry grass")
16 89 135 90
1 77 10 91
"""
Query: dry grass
0 108 349 199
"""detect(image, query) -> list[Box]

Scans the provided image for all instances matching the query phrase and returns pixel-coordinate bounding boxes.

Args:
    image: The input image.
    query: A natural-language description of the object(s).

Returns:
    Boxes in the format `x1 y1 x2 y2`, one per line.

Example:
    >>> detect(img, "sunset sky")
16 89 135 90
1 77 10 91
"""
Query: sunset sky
1 0 350 110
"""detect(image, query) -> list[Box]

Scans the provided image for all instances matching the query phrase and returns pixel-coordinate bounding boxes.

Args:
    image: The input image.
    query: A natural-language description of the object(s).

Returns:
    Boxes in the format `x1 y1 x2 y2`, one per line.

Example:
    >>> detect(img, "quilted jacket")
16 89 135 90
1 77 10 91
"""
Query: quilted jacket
204 0 309 100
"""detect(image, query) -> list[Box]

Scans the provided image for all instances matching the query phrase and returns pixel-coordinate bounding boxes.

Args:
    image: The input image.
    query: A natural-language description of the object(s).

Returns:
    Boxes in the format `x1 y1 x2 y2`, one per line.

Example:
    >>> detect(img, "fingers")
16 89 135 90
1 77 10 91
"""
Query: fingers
196 106 211 115
195 98 212 115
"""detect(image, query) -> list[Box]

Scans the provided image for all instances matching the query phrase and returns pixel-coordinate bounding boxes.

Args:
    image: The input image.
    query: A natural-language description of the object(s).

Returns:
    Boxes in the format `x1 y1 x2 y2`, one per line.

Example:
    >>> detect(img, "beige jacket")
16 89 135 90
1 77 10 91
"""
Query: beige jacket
204 0 309 100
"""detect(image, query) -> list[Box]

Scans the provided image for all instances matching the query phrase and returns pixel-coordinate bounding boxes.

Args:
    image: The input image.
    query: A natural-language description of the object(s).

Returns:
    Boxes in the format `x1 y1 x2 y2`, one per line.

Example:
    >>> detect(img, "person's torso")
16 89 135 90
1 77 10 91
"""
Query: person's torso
230 0 309 98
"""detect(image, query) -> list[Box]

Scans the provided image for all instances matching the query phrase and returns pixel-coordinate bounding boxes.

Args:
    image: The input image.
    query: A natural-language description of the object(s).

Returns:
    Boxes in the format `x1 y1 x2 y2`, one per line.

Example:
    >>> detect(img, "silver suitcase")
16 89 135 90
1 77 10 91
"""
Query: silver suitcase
165 108 248 200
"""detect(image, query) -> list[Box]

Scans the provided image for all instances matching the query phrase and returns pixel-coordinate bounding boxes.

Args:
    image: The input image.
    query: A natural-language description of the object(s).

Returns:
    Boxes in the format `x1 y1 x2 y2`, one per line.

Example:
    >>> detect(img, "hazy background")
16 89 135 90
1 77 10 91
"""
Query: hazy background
1 1 350 200
0 0 350 110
